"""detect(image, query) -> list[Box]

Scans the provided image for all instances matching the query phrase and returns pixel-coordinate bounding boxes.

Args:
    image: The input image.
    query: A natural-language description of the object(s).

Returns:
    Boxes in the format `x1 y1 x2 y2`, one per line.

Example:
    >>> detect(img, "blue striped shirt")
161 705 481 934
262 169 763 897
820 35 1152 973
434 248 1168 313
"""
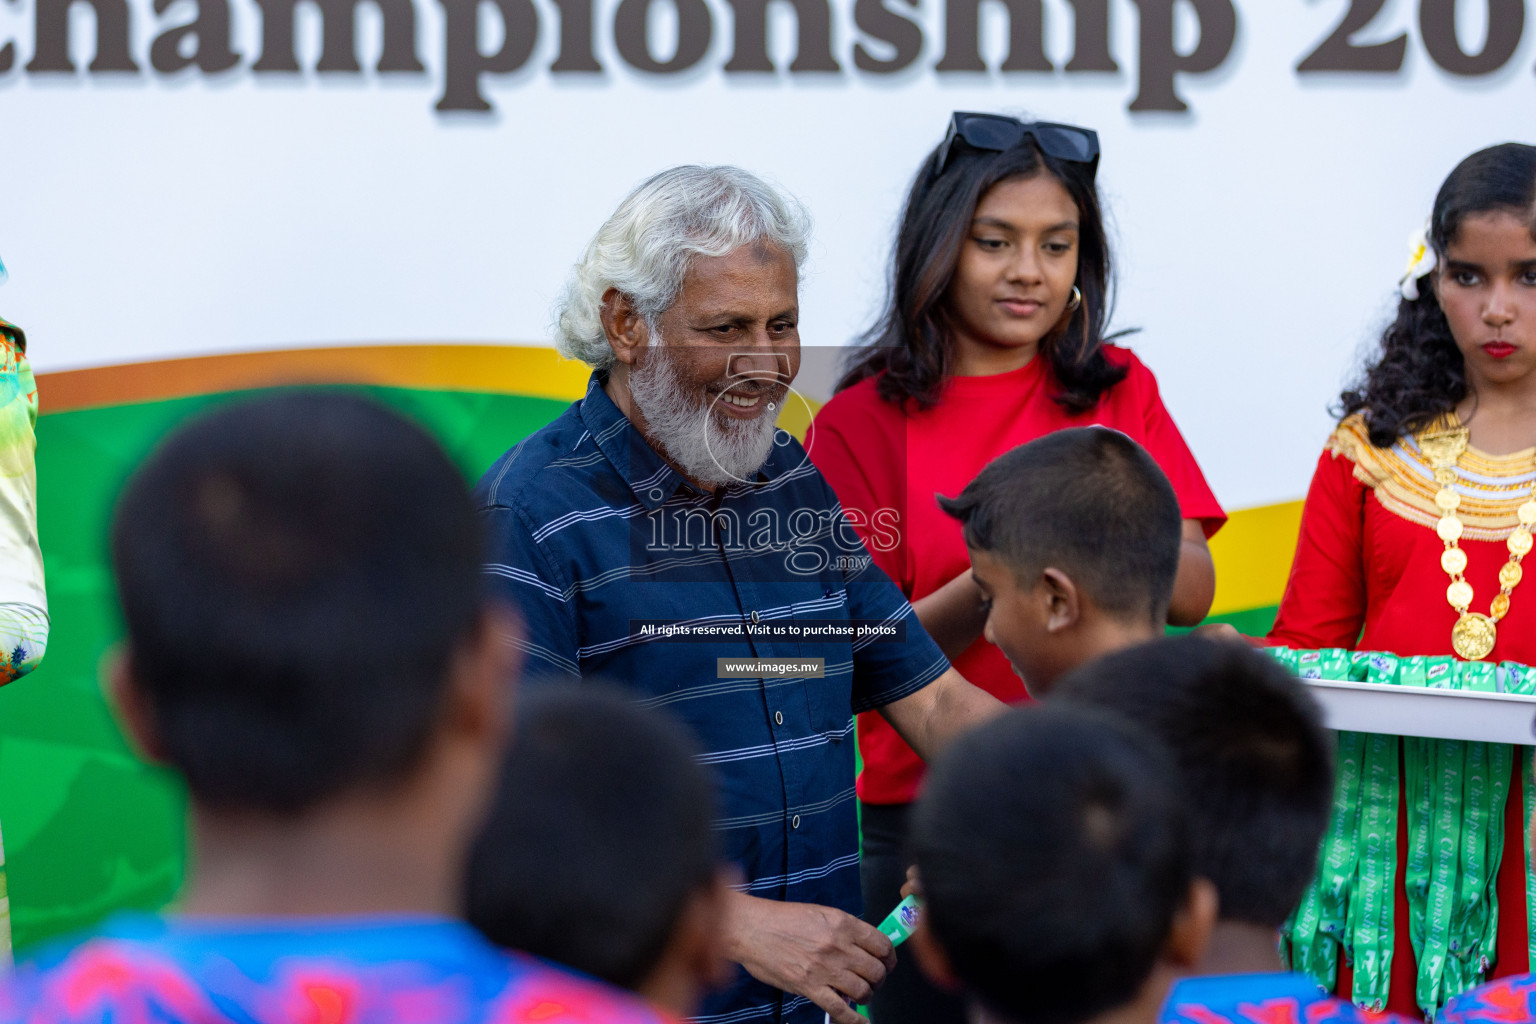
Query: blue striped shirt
474 373 950 1024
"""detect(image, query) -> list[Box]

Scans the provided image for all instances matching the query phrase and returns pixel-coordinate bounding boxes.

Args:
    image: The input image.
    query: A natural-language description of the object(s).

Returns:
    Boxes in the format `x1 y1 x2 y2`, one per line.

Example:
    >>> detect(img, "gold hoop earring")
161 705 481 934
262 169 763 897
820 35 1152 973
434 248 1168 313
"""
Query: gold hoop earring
1067 286 1083 312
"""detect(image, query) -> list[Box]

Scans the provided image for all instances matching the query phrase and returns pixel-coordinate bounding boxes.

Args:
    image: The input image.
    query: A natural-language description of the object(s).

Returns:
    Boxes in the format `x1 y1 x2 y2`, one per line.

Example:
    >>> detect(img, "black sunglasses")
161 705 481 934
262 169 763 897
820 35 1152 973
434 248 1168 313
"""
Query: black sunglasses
932 112 1101 182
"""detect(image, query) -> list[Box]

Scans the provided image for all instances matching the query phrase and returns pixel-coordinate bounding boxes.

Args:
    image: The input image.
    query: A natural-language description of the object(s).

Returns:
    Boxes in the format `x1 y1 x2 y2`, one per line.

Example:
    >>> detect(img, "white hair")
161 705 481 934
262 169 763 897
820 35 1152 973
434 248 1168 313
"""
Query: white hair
554 165 812 369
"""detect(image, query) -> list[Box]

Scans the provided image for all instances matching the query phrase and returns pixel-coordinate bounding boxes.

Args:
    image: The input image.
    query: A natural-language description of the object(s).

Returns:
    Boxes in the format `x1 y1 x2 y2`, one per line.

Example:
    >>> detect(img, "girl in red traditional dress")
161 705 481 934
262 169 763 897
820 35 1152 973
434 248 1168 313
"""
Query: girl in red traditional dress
1272 142 1536 1017
806 112 1225 1024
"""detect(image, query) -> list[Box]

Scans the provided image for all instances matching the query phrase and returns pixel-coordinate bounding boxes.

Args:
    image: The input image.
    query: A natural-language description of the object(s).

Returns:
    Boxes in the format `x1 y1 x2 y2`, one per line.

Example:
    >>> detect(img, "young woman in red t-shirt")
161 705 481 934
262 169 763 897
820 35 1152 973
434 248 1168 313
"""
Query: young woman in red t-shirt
805 112 1226 1024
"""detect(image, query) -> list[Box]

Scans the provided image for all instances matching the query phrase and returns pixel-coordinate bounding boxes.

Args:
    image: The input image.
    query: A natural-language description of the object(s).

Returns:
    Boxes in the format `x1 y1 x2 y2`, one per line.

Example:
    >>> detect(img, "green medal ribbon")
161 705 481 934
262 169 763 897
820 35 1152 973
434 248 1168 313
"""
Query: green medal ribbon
1524 745 1536 974
1478 742 1511 975
1418 735 1463 1018
1404 735 1432 960
1351 730 1398 1010
1286 650 1362 991
1283 648 1526 1018
1450 741 1488 988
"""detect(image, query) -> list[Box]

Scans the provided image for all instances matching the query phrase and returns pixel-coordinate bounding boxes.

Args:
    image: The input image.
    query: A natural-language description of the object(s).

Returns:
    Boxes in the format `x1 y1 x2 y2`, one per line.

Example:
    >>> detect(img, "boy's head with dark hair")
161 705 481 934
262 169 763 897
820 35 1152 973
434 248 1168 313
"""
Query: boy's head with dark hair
1054 636 1334 946
109 391 516 914
909 705 1216 1024
938 427 1182 696
467 687 733 1017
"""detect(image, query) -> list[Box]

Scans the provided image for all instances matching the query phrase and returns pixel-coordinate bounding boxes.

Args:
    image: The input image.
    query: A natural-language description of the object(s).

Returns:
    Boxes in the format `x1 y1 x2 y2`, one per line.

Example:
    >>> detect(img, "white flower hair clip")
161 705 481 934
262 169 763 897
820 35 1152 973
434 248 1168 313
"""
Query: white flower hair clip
1400 219 1437 301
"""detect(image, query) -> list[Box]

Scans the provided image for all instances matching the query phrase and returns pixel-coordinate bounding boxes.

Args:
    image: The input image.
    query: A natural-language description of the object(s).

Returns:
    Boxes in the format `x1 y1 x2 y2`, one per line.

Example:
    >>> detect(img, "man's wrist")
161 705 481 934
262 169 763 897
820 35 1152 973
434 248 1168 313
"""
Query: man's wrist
719 889 761 963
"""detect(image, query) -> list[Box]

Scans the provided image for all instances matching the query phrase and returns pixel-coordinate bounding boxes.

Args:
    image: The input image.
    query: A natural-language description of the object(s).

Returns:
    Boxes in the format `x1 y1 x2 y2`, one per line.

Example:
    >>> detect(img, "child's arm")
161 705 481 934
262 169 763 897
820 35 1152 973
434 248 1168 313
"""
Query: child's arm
1170 519 1217 627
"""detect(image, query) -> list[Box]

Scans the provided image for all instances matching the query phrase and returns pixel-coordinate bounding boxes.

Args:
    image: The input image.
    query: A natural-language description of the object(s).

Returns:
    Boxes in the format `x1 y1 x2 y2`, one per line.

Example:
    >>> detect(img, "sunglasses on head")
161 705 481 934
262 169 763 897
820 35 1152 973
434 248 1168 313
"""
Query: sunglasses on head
932 112 1101 183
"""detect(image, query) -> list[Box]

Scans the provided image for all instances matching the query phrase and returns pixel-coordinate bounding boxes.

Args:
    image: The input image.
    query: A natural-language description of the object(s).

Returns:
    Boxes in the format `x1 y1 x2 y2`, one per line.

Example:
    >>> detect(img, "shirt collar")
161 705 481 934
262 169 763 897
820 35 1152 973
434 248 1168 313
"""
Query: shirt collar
578 371 790 510
579 372 692 510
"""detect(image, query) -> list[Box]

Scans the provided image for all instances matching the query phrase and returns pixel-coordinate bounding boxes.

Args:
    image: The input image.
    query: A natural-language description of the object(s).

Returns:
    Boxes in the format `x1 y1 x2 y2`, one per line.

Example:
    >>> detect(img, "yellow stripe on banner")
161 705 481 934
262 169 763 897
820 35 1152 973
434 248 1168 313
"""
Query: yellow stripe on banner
37 344 594 414
36 342 827 435
1208 500 1305 616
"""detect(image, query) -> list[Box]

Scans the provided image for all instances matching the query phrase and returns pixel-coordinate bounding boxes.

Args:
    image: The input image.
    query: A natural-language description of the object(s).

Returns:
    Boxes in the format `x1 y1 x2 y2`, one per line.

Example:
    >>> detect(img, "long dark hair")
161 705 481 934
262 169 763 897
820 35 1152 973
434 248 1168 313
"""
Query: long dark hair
1341 143 1536 447
838 129 1125 412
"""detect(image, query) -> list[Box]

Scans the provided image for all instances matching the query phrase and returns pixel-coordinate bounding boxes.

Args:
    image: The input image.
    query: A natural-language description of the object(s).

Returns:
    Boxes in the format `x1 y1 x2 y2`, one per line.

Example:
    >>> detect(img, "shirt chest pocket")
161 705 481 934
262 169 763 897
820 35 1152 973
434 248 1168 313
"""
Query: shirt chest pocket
790 589 855 742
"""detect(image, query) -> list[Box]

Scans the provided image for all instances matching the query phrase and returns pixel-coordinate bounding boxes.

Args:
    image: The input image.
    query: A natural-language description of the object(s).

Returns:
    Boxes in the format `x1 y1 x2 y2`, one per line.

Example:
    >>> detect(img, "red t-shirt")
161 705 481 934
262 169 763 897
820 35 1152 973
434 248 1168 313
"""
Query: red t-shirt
805 345 1226 805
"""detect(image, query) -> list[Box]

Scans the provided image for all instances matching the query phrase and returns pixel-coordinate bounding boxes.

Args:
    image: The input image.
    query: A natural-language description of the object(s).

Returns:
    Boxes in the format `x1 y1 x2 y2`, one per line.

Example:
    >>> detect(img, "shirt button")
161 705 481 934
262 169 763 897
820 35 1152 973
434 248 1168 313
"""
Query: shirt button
750 610 760 624
791 815 801 829
774 710 784 726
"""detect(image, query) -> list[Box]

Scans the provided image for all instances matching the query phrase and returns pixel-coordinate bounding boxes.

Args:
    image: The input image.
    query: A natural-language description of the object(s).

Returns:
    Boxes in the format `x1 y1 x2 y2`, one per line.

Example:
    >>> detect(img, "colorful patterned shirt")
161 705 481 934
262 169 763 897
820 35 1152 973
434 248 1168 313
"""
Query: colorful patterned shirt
0 914 672 1024
1439 974 1536 1024
1162 972 1405 1024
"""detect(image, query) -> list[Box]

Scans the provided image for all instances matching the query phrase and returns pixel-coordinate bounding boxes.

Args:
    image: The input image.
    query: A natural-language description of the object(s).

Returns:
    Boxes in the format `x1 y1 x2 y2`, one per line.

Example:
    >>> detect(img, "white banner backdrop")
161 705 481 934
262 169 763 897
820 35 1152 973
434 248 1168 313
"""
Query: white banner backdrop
0 0 1531 507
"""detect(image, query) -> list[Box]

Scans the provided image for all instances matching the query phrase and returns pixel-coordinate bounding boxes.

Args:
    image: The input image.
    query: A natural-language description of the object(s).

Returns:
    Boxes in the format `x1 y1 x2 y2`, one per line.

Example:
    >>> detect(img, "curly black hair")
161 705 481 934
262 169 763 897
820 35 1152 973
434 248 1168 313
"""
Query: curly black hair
1341 143 1536 447
838 121 1126 413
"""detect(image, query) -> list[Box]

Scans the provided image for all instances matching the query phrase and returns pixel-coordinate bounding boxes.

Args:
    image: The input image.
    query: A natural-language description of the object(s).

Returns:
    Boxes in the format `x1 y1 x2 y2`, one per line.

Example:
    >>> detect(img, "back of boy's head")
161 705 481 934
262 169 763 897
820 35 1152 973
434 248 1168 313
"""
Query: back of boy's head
937 427 1182 623
466 687 718 991
1054 636 1334 930
111 390 485 815
910 704 1193 1024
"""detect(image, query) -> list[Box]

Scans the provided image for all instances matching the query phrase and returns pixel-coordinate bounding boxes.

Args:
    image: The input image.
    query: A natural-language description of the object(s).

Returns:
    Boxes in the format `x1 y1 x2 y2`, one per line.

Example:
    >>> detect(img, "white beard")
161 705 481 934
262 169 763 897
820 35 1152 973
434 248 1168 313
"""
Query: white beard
629 342 780 487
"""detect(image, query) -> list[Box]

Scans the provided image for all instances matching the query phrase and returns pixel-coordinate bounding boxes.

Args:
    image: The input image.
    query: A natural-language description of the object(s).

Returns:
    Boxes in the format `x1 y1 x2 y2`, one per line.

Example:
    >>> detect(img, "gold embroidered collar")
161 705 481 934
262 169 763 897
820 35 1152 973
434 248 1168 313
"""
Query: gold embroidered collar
1330 412 1536 542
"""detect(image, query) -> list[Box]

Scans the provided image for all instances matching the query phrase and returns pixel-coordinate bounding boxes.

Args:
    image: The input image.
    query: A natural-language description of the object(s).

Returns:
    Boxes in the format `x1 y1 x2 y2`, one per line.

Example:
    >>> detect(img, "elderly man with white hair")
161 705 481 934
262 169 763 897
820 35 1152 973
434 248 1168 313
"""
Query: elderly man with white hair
474 166 1005 1024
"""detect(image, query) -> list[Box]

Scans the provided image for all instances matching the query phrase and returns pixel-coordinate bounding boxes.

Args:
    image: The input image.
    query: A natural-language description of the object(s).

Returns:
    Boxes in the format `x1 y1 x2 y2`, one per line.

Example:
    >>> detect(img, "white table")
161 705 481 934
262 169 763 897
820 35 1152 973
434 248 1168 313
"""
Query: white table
1302 678 1536 745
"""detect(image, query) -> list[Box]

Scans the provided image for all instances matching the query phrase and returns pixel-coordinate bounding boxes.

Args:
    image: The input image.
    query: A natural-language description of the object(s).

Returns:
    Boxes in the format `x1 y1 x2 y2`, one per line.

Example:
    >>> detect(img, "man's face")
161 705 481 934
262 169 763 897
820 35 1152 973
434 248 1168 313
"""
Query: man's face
629 244 801 485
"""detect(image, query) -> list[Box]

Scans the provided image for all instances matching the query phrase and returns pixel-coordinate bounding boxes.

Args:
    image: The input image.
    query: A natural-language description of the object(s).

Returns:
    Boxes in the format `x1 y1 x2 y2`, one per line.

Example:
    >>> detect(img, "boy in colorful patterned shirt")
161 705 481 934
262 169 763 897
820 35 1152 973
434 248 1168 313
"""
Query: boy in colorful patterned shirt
0 393 669 1024
0 314 50 965
1055 637 1399 1024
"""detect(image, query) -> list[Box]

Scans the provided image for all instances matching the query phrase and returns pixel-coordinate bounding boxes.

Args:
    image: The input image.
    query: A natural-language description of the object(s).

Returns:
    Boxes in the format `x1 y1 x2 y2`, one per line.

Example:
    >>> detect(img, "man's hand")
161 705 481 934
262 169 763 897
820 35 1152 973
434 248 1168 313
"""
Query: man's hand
722 891 896 1024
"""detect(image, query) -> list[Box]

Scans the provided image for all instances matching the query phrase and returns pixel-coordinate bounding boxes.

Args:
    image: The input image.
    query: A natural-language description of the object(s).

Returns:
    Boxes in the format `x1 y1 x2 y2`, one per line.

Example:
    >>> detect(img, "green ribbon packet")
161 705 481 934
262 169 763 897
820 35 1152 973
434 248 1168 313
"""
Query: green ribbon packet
876 894 921 947
1321 649 1353 681
1425 656 1456 689
1458 662 1499 693
1502 662 1536 696
1297 649 1324 680
1267 647 1300 675
1365 653 1400 688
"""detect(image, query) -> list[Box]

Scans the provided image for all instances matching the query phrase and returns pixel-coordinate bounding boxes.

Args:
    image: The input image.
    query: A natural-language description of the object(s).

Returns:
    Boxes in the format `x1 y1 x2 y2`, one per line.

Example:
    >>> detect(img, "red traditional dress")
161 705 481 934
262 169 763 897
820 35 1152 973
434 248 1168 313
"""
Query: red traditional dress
1271 411 1536 1017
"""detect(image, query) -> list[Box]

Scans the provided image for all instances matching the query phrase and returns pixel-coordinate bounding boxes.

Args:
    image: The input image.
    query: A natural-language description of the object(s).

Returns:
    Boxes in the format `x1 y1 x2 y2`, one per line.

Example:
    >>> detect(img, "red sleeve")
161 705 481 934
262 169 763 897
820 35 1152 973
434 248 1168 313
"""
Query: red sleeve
1118 352 1227 538
805 385 910 595
1268 449 1369 650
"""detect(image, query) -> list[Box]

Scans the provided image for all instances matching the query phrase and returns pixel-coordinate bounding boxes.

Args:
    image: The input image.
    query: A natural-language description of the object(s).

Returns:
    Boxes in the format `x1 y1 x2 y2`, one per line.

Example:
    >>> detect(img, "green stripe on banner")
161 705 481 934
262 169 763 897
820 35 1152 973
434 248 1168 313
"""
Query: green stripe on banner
1206 605 1280 636
0 385 571 954
1167 605 1280 638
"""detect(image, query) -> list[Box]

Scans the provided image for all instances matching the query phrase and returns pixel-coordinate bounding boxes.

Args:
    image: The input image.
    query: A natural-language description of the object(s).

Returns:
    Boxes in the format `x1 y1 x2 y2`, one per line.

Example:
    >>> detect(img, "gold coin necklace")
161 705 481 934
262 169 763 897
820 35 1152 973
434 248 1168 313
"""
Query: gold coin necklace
1419 421 1536 661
